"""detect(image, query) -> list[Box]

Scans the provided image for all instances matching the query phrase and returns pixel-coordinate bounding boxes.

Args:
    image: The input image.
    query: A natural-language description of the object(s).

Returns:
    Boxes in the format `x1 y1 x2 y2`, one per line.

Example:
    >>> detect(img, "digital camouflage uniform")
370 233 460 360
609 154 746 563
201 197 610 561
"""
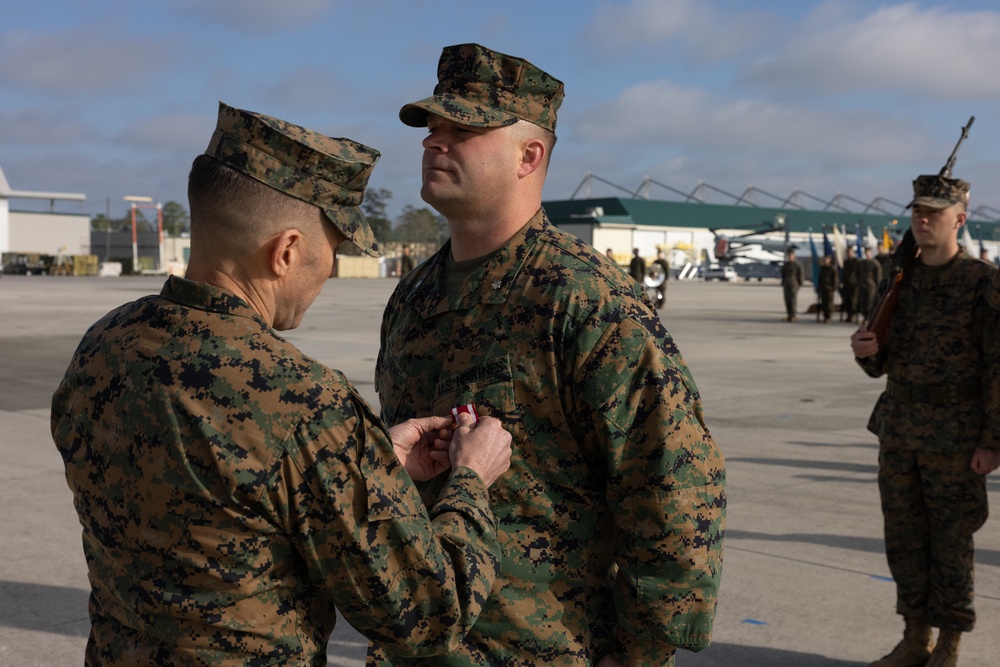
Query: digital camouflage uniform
781 257 805 320
841 251 860 321
373 210 726 667
51 103 502 666
378 44 724 666
817 261 838 322
856 255 884 323
857 177 1000 632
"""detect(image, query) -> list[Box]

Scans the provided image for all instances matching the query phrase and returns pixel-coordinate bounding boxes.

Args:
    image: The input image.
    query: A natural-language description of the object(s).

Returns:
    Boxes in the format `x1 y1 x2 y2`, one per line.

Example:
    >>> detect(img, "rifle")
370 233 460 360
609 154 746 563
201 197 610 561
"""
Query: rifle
864 116 975 347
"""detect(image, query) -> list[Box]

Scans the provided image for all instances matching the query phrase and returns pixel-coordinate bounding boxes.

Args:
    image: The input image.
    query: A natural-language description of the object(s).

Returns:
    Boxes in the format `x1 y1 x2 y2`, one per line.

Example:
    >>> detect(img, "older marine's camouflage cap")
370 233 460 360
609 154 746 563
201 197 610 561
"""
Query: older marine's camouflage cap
204 101 382 257
908 174 971 210
399 43 564 131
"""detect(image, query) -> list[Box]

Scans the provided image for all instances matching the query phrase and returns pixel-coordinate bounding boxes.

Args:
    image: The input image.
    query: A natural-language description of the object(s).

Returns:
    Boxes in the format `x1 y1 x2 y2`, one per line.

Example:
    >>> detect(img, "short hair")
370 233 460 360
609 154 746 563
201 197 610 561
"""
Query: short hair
187 155 319 252
511 120 556 169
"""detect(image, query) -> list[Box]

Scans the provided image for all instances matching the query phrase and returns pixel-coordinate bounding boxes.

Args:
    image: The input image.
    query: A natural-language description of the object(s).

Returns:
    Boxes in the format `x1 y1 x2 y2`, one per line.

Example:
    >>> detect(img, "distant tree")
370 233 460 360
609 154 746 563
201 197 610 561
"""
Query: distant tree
361 187 393 245
91 213 114 232
161 201 190 236
394 205 449 247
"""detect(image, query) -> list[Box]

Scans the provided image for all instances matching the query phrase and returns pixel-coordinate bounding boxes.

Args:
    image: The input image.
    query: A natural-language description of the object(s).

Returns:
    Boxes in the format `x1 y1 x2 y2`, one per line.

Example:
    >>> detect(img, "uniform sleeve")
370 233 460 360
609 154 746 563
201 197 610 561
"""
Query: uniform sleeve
277 387 500 658
979 274 1000 451
855 350 886 378
571 305 726 666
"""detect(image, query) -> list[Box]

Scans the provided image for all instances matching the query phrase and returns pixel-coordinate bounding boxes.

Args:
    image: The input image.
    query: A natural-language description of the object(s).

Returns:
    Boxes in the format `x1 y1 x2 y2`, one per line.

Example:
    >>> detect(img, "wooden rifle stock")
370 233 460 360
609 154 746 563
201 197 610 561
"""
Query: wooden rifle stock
867 229 917 347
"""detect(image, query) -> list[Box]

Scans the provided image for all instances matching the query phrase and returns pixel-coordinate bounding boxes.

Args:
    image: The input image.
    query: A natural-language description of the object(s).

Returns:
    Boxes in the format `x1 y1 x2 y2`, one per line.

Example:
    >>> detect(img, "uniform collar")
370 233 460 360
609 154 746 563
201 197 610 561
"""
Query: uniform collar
160 275 266 323
404 208 548 317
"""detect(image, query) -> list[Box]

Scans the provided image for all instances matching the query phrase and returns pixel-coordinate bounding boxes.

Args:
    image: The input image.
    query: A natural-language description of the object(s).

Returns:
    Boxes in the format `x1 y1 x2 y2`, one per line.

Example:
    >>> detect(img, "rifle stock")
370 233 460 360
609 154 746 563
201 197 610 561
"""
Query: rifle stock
867 229 917 347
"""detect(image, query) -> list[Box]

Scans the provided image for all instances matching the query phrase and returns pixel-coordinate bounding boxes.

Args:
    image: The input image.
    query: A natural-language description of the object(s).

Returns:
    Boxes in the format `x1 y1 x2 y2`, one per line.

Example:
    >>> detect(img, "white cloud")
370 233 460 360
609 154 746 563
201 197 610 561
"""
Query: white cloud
0 108 94 146
575 79 928 165
585 0 774 60
176 0 339 31
741 3 1000 97
0 28 172 93
115 112 214 154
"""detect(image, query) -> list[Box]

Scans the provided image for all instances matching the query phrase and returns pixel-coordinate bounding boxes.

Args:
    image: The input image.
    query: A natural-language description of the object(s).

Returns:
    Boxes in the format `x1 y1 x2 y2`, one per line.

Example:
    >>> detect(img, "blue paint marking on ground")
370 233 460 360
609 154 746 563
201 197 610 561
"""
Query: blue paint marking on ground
742 618 768 625
870 574 894 582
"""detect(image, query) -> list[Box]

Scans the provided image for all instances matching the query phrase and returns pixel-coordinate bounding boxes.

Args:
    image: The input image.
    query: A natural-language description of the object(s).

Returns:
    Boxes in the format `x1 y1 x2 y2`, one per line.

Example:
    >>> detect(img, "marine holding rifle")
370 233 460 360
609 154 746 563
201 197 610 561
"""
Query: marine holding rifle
850 164 1000 665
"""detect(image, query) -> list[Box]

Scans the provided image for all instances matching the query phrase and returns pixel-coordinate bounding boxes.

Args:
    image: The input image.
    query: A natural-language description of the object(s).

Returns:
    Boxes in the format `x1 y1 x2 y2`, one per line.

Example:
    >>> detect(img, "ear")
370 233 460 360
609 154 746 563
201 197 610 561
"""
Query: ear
267 228 303 277
955 210 968 229
517 137 546 179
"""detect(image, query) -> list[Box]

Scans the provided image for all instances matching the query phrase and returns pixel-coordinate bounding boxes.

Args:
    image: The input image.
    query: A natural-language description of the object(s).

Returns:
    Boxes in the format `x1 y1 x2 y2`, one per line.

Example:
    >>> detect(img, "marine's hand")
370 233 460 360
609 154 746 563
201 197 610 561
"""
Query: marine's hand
389 415 454 481
850 325 879 359
970 447 1000 475
595 655 623 667
449 412 512 487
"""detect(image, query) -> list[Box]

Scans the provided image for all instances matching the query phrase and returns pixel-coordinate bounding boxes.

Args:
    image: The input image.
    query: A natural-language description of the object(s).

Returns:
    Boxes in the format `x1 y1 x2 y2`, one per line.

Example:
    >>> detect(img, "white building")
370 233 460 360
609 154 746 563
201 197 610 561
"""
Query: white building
0 165 90 257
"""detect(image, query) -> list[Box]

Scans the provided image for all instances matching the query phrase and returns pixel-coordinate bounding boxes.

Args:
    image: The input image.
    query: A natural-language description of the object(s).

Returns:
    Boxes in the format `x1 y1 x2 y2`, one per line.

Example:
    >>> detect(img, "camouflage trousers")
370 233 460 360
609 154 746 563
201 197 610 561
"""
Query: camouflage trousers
841 286 858 318
877 441 989 631
782 285 798 318
857 284 878 322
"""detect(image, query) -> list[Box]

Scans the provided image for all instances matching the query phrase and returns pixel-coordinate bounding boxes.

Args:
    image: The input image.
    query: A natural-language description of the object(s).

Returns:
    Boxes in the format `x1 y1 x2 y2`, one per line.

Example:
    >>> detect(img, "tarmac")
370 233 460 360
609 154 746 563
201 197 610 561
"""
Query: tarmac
1 274 997 667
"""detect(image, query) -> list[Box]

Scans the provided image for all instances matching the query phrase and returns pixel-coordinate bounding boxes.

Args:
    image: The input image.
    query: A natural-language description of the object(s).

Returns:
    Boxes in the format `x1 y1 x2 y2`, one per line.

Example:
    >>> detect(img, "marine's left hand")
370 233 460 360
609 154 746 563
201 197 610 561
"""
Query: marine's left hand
970 447 1000 475
389 415 454 481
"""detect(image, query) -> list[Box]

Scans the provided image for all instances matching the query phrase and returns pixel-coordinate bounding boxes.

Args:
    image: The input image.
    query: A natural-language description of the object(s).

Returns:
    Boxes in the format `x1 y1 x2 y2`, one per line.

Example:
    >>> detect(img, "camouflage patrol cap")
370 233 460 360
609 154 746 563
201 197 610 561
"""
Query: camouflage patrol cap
907 174 971 210
204 101 383 257
399 43 564 131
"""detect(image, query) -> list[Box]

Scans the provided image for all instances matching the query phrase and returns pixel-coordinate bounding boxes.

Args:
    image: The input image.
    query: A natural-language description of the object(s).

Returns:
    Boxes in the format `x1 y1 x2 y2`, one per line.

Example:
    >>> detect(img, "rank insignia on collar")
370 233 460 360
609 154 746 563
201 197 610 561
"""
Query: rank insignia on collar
491 279 502 290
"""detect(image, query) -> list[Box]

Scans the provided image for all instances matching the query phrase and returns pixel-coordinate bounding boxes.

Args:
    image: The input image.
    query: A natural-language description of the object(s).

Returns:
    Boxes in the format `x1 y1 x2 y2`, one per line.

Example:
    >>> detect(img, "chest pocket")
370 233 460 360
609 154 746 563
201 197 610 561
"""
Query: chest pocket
430 356 533 508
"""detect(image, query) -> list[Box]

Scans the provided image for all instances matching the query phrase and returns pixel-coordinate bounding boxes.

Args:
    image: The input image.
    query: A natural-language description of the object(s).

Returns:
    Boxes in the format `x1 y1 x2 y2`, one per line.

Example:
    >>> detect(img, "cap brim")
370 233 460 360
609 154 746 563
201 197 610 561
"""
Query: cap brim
399 95 520 128
907 197 956 210
324 206 382 258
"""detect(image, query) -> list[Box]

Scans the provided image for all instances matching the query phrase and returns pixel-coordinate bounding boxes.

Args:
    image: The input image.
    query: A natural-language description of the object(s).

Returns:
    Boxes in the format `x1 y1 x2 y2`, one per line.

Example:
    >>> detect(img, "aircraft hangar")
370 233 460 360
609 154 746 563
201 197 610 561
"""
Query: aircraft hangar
545 187 1000 277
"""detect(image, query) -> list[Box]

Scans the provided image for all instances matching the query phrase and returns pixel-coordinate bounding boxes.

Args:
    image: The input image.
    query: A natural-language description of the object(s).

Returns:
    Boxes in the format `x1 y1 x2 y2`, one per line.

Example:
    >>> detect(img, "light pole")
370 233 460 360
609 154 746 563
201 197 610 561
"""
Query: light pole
123 195 163 273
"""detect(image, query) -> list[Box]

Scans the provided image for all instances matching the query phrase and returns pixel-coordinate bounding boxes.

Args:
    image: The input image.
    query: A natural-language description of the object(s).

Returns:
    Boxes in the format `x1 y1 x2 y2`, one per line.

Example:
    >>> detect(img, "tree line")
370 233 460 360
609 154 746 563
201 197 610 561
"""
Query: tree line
89 189 448 254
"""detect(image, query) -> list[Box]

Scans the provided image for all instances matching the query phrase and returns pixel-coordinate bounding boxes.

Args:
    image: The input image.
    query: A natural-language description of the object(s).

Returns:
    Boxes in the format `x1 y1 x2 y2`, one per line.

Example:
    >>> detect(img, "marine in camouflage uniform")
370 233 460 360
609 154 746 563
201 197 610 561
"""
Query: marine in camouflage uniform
51 102 511 666
781 248 805 321
371 43 725 667
852 174 1000 667
856 247 884 324
817 254 838 323
841 246 861 322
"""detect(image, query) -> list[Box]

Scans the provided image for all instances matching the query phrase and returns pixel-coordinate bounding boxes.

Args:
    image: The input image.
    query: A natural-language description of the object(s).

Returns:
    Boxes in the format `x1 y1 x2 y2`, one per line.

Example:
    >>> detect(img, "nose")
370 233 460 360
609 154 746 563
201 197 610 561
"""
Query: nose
422 127 448 152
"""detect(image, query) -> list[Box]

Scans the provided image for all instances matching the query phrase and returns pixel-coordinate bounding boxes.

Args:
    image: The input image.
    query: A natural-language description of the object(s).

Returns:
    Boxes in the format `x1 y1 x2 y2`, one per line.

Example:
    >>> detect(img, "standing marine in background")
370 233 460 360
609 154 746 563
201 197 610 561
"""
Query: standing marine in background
841 245 860 322
856 246 884 325
851 174 999 667
817 254 838 323
780 247 805 321
629 247 646 285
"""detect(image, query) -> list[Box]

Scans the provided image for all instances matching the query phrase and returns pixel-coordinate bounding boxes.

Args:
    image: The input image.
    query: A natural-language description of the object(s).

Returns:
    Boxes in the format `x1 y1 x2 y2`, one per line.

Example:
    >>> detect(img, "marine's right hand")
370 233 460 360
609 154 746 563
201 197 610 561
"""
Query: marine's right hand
850 325 879 359
449 412 512 487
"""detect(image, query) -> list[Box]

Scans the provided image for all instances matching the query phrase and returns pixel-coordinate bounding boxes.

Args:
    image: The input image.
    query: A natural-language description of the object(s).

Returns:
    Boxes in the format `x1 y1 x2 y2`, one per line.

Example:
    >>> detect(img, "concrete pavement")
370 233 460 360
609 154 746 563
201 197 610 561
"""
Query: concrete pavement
1 274 997 666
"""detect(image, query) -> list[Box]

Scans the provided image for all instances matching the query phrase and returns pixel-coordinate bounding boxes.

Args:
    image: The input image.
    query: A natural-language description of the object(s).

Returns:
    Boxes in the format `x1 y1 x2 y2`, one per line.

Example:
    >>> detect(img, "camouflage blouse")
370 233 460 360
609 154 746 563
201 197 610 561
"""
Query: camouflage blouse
373 210 726 667
858 251 1000 452
52 276 500 666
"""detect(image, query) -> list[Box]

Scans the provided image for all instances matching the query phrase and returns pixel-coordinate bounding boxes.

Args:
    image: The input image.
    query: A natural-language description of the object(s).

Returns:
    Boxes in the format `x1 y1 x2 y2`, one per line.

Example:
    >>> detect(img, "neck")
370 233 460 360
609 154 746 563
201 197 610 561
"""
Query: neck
919 243 959 267
184 262 275 326
447 204 541 262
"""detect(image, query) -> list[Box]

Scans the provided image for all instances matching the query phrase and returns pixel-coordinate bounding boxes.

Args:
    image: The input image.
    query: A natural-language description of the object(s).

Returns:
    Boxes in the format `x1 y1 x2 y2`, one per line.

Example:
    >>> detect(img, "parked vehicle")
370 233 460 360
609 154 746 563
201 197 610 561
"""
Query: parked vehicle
702 264 738 281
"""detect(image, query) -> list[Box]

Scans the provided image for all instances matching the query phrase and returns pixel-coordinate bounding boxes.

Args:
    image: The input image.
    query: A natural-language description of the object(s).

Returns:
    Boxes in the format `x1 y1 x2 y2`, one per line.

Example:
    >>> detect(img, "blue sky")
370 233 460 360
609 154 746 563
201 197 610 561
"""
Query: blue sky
3 0 1000 223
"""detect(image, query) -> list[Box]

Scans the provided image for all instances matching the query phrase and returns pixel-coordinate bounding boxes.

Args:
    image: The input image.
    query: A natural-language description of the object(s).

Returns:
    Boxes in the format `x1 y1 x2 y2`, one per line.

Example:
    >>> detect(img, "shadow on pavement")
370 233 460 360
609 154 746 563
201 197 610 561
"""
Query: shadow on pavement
0 580 89 636
683 643 865 666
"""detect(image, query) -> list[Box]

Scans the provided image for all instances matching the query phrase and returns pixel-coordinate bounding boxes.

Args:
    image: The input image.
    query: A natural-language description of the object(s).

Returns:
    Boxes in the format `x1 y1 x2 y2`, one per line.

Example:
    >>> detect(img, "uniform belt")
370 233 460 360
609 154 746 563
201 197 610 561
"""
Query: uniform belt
885 378 980 403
